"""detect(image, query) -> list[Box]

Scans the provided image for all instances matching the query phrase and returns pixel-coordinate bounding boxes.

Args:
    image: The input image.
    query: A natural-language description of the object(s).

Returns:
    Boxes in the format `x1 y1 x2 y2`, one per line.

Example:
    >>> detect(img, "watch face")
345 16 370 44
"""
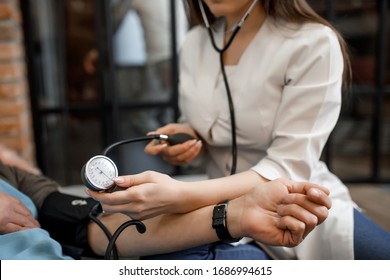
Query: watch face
83 155 118 191
212 203 241 243
212 204 227 228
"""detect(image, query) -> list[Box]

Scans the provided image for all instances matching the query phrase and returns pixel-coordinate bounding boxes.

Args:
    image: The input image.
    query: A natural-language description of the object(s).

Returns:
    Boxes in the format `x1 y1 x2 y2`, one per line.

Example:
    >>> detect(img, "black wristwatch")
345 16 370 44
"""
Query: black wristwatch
212 202 242 243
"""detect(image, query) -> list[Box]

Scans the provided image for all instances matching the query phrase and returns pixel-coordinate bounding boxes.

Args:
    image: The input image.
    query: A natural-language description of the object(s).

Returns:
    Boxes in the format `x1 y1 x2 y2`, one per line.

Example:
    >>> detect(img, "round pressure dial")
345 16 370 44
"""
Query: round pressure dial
81 155 118 191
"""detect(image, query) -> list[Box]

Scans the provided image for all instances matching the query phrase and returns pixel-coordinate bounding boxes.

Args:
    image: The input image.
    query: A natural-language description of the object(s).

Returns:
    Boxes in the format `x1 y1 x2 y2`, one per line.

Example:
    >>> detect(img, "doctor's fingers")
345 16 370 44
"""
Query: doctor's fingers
147 123 179 135
144 136 197 156
88 191 141 214
87 188 144 206
161 138 199 156
88 180 169 206
162 140 202 164
95 183 172 220
144 140 168 155
99 202 162 221
111 170 172 188
151 123 196 136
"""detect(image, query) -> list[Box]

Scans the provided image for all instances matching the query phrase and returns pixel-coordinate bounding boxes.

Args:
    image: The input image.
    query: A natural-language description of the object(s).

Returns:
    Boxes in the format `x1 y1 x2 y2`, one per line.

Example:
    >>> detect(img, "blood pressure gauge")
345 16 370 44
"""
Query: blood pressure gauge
81 155 118 191
81 134 195 191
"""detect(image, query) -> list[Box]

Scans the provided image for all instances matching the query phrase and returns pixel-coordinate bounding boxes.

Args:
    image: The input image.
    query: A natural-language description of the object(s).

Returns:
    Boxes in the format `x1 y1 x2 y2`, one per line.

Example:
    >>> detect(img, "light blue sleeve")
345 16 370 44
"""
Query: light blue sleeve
0 229 73 260
0 179 38 218
0 179 72 260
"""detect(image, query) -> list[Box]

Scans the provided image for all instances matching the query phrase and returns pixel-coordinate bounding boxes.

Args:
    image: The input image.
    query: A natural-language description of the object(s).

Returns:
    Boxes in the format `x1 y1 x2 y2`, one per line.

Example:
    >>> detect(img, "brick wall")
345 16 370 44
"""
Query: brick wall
0 0 36 164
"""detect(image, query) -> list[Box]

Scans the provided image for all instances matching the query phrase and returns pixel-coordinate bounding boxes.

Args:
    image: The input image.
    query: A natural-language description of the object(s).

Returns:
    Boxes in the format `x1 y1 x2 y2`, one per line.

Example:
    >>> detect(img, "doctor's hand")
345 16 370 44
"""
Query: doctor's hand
86 171 194 220
0 191 40 234
144 123 203 165
227 179 331 247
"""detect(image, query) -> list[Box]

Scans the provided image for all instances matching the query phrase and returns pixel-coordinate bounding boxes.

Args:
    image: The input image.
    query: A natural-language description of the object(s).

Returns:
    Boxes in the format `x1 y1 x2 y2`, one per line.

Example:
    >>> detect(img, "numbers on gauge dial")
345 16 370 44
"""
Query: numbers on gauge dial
86 156 118 190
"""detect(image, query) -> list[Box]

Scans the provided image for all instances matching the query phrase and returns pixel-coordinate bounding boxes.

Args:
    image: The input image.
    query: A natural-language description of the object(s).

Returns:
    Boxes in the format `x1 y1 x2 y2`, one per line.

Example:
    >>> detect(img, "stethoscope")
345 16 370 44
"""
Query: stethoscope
198 0 258 175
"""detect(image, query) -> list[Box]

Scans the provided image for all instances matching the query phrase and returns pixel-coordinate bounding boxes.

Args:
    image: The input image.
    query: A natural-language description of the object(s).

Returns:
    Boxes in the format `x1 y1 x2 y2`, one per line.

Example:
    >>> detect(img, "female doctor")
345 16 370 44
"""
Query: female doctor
90 0 390 259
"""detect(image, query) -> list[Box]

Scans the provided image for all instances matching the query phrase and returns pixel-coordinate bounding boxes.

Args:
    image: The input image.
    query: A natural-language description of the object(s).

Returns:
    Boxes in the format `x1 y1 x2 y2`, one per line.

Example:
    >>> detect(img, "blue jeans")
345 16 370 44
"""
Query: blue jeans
141 242 271 260
354 208 390 260
142 208 390 260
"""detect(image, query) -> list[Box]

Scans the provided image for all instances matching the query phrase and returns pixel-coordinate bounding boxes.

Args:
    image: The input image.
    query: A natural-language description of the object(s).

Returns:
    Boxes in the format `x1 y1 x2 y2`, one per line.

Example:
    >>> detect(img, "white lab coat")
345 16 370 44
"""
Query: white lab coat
178 17 356 259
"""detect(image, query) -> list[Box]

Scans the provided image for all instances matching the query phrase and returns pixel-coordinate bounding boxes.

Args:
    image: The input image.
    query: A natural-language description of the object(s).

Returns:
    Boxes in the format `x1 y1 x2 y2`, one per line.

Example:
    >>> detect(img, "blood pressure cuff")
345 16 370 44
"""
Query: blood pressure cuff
38 191 101 259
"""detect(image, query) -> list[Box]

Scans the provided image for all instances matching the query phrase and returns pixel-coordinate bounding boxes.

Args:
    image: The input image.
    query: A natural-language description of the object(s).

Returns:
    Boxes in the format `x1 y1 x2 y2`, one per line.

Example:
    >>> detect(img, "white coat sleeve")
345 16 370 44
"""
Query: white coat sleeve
251 26 344 181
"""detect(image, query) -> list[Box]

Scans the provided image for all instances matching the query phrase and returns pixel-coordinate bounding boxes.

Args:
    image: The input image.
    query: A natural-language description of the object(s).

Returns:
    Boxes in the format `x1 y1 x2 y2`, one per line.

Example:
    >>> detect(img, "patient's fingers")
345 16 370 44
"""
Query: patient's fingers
281 193 329 225
306 187 332 209
283 181 332 211
277 204 318 238
287 181 330 196
276 215 306 246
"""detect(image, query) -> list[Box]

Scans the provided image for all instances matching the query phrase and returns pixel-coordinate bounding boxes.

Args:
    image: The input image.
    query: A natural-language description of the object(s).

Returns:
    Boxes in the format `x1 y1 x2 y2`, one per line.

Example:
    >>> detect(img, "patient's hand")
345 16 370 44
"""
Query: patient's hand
0 191 40 234
227 178 331 247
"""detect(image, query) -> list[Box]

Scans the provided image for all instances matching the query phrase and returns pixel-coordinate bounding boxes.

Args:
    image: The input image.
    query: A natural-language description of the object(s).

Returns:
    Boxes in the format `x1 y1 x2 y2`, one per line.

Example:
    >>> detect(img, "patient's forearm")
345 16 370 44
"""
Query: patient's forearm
87 179 331 257
88 206 220 257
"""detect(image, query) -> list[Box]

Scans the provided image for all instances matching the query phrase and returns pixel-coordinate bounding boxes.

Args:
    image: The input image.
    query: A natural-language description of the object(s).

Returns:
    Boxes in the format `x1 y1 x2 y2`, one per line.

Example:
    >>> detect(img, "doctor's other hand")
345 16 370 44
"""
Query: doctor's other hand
227 179 331 247
144 123 202 165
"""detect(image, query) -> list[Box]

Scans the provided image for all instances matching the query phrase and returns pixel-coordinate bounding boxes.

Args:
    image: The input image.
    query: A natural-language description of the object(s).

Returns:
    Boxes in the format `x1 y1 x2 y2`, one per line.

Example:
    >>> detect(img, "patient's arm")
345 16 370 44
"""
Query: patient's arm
0 144 41 175
88 179 330 257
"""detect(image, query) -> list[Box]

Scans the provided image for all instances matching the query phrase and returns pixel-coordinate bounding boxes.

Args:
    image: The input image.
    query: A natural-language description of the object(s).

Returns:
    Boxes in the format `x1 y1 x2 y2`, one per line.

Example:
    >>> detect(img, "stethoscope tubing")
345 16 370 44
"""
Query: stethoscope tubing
198 0 258 174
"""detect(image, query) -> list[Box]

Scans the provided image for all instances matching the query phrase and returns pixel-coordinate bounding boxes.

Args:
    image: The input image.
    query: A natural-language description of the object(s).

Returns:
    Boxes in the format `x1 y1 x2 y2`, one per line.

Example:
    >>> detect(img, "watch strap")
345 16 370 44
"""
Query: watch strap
212 202 242 243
